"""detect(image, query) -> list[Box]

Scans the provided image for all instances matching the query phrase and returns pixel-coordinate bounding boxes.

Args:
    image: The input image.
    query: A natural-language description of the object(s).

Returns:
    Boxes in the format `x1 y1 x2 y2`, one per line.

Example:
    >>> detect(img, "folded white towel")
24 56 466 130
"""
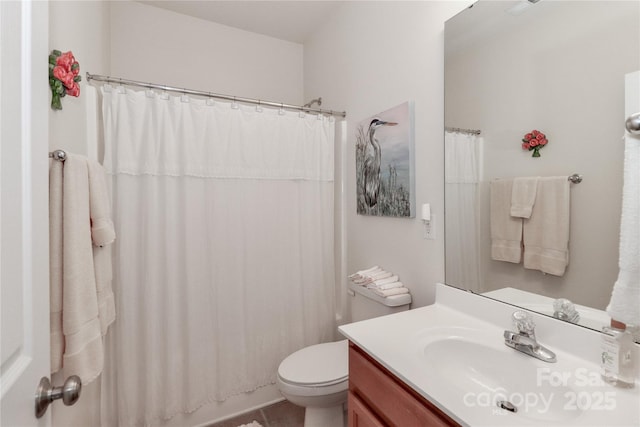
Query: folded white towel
490 179 523 263
370 275 398 287
351 270 392 285
523 177 570 276
511 177 539 218
369 270 392 280
606 133 640 326
351 277 370 285
373 287 410 297
374 281 404 291
348 266 380 279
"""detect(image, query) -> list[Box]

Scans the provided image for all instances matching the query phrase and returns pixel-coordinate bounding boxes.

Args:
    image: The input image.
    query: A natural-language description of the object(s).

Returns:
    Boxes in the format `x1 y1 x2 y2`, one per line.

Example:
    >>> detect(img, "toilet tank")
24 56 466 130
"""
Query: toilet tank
348 283 411 322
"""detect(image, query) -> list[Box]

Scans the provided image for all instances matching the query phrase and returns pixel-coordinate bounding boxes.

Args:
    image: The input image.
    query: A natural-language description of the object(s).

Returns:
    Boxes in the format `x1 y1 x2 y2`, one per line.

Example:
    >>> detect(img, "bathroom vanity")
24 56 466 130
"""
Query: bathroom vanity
339 284 640 427
348 341 457 426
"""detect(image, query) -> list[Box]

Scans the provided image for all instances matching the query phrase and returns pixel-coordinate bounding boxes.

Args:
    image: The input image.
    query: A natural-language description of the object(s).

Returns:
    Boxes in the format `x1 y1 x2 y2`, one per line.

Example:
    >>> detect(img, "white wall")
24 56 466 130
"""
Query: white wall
110 1 304 105
304 1 469 309
48 1 110 156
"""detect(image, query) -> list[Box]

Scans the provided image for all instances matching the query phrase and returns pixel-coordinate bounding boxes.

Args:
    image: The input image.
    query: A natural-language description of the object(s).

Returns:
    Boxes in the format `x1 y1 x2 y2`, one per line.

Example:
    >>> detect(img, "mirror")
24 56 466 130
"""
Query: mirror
444 0 639 333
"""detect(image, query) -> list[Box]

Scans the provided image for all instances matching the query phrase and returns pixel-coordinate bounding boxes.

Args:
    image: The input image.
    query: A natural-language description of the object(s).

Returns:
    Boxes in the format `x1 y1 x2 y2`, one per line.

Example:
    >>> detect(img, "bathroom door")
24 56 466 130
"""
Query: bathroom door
0 1 51 426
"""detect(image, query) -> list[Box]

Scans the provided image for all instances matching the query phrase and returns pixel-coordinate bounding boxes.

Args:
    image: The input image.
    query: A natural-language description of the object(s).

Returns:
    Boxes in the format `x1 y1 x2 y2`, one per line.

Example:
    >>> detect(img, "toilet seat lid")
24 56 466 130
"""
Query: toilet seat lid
278 339 348 386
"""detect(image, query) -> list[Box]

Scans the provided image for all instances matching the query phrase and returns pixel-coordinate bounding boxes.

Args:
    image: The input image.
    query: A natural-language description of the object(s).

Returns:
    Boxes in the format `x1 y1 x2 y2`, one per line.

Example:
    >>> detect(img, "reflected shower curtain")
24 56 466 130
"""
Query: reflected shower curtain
100 88 336 426
445 131 482 292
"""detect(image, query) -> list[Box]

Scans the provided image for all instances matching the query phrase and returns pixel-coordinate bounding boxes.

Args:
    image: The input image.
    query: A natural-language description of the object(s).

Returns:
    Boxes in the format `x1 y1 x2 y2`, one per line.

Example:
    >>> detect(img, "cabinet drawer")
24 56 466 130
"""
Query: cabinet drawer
349 343 458 427
348 392 386 427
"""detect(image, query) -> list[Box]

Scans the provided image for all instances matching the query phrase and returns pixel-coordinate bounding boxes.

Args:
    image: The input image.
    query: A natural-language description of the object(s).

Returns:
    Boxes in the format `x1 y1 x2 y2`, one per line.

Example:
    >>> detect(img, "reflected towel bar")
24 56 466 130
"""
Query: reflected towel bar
568 173 582 184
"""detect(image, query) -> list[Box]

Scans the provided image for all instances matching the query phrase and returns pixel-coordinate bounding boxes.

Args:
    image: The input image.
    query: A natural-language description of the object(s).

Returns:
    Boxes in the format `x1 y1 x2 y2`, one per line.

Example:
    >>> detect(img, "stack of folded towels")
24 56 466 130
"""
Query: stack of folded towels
348 266 410 298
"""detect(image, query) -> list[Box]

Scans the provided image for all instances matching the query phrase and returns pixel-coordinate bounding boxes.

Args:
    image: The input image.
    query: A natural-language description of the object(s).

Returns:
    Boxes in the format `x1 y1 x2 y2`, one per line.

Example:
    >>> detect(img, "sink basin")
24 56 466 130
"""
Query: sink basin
420 331 582 423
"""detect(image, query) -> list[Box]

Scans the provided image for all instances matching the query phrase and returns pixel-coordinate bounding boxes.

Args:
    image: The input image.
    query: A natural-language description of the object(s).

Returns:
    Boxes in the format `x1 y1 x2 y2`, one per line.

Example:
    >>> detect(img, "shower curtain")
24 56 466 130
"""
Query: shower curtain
445 131 482 292
99 87 336 426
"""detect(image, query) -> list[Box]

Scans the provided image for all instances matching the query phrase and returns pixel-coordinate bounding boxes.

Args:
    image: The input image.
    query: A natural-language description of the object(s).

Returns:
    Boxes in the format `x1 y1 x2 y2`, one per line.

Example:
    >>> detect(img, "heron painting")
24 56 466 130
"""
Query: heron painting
356 102 414 217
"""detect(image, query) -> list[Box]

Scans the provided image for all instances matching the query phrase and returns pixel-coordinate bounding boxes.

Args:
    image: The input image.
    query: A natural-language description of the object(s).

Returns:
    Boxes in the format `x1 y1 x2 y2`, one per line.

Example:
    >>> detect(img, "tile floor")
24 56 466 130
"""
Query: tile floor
208 400 305 427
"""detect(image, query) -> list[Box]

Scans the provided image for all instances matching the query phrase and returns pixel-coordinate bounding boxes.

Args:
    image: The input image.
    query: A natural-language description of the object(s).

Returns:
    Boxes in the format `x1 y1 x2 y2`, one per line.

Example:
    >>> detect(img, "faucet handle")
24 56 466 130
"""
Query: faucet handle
512 310 536 336
553 298 580 323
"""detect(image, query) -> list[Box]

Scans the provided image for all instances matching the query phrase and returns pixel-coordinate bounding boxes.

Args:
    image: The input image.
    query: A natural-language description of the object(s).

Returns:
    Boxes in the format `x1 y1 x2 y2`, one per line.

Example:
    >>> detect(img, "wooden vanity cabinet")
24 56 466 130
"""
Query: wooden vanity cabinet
348 342 460 427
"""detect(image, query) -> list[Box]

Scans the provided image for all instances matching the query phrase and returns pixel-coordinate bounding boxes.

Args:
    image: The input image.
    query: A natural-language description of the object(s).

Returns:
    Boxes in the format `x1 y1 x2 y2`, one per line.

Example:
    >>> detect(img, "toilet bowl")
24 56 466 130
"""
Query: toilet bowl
277 340 348 427
277 284 412 427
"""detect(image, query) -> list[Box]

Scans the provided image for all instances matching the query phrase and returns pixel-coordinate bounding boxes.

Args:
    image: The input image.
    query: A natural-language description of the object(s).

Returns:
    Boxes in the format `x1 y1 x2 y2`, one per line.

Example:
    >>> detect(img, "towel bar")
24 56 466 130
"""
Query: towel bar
49 149 67 162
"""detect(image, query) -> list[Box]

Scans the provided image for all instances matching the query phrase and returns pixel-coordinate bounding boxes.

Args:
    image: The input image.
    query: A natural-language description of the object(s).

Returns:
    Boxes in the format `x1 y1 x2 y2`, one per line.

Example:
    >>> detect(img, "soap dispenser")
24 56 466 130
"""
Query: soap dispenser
601 324 636 388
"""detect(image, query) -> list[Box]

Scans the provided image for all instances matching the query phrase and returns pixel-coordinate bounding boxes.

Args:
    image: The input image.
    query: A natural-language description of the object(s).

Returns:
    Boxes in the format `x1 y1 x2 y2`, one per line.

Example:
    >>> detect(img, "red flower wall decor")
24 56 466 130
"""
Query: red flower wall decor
521 129 548 158
49 50 81 110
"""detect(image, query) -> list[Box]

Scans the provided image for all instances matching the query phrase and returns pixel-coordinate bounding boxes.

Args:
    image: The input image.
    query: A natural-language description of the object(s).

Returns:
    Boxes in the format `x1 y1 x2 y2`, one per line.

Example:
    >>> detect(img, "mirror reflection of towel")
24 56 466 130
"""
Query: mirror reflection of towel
490 179 522 263
511 177 539 218
523 177 570 276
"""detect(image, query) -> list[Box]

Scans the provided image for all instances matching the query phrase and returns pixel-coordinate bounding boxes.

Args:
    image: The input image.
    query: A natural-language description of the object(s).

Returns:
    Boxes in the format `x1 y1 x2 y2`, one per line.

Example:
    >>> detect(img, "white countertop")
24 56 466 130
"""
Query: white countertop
339 284 640 427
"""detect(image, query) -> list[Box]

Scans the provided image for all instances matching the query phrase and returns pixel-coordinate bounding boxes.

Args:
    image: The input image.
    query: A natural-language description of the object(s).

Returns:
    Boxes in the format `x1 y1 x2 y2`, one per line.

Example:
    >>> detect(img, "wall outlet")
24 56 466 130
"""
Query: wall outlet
423 215 436 240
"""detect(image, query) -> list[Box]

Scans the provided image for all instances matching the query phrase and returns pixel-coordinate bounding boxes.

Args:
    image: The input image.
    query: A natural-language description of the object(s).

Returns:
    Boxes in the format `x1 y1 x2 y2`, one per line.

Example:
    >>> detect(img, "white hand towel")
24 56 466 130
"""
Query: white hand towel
490 179 523 263
511 177 539 218
369 270 393 280
370 275 399 287
352 270 392 285
349 265 380 279
375 281 404 291
366 277 397 289
523 177 570 276
373 287 410 297
607 134 640 326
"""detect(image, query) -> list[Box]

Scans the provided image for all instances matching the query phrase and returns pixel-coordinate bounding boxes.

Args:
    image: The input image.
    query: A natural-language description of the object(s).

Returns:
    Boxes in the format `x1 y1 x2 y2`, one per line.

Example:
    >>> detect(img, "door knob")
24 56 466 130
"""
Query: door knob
626 112 640 134
35 375 82 418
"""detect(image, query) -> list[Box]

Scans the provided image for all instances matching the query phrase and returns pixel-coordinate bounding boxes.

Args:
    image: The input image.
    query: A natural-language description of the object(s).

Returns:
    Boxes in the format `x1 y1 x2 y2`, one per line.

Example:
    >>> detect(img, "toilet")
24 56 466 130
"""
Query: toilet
277 284 411 427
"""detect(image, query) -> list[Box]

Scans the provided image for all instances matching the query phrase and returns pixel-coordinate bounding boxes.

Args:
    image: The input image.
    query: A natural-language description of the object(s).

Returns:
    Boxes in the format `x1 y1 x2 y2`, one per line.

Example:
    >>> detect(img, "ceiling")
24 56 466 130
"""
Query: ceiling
140 1 344 44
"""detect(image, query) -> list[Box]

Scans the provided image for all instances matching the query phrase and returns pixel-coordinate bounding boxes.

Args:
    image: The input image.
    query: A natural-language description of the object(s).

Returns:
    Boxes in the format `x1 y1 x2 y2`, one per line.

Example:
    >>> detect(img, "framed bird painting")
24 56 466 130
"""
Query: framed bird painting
356 101 415 217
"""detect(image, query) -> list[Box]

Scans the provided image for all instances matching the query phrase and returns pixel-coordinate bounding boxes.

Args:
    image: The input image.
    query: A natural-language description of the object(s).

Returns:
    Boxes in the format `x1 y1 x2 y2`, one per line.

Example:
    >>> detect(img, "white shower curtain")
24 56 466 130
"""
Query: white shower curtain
445 131 482 292
99 87 336 426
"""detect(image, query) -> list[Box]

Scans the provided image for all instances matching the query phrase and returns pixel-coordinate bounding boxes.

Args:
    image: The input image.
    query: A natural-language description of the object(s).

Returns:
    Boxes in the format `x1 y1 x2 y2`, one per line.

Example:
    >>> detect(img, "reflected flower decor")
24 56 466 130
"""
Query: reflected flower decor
521 129 548 158
49 50 81 110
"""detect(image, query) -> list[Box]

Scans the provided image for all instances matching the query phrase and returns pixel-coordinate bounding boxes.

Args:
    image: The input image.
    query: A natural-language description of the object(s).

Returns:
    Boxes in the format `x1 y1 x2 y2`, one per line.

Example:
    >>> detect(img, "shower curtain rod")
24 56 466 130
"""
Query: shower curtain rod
445 126 481 135
86 73 347 118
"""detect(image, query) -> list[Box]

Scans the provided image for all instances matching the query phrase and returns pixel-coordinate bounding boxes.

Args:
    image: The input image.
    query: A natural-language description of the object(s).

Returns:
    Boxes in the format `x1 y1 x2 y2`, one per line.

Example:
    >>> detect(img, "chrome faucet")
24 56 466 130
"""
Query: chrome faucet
504 311 557 363
553 298 580 324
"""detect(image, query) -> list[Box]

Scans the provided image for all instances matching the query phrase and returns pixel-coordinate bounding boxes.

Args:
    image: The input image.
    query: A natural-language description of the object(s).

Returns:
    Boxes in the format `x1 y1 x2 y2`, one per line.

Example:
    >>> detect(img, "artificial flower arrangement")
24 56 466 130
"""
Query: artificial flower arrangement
522 129 548 157
49 50 81 110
